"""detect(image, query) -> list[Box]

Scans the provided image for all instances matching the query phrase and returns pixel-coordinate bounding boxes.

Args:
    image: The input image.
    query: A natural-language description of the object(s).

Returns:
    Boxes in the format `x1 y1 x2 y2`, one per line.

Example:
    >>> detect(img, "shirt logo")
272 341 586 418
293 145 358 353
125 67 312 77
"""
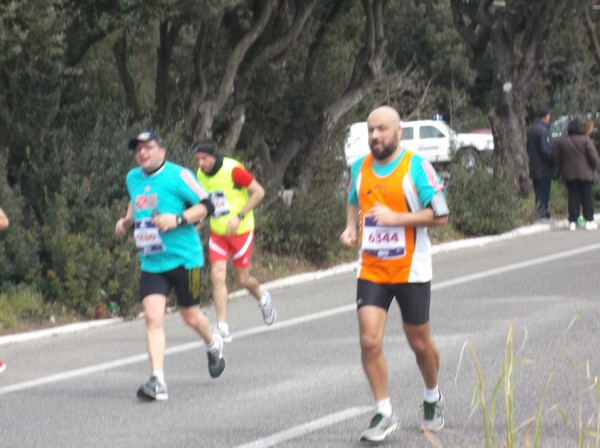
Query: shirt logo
135 192 158 211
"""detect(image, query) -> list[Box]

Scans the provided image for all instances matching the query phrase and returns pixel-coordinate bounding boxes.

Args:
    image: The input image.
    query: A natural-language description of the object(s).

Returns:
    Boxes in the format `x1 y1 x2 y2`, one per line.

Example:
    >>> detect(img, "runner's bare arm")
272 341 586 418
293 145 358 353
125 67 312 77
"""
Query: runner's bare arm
367 203 448 228
115 203 134 236
340 203 360 247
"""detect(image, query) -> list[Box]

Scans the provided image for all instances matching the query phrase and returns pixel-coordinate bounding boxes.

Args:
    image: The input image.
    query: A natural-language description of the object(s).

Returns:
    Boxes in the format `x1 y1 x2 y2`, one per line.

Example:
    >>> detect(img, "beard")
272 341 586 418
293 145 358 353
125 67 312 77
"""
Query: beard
370 138 398 160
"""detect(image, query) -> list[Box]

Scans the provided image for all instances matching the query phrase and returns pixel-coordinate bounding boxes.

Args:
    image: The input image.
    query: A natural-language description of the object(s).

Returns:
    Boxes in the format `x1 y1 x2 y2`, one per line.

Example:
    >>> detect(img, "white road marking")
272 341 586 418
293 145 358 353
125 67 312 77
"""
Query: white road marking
432 243 600 290
1 242 599 397
232 407 372 448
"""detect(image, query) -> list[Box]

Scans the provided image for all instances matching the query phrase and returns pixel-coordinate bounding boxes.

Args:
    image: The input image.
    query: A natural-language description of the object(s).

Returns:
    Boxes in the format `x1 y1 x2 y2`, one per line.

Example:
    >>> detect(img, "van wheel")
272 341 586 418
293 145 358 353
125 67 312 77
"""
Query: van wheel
456 147 479 170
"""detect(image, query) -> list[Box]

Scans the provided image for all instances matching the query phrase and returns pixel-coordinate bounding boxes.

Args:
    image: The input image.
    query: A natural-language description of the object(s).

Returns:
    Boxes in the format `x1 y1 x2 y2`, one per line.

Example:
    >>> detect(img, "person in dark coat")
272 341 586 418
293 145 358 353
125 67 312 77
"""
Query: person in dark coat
553 118 599 231
527 107 554 221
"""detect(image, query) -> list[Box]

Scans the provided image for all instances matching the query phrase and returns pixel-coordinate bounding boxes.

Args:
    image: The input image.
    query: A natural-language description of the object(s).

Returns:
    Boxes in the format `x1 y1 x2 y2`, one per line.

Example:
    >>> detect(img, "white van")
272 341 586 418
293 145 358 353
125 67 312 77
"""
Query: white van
344 119 494 168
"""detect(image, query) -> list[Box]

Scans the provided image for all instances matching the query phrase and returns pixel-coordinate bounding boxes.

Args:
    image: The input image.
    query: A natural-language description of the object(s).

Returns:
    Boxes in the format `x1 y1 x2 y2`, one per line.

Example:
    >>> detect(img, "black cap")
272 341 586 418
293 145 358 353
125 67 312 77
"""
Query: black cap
192 139 218 157
128 131 163 150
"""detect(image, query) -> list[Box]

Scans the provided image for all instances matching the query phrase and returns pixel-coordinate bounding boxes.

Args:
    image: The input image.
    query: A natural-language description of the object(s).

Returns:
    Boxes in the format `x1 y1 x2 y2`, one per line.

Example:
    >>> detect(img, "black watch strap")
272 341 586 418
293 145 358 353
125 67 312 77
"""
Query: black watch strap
176 215 188 226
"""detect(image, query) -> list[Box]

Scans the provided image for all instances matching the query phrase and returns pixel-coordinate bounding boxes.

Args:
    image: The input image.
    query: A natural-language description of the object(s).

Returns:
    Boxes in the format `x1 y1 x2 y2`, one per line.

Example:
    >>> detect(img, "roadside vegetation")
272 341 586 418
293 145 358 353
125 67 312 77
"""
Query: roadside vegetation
422 315 600 448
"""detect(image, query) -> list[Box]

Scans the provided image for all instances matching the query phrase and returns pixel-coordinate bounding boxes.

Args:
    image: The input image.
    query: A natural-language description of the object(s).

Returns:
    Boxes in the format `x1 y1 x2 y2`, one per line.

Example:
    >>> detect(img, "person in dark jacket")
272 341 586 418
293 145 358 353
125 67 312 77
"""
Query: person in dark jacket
527 107 554 221
554 118 599 231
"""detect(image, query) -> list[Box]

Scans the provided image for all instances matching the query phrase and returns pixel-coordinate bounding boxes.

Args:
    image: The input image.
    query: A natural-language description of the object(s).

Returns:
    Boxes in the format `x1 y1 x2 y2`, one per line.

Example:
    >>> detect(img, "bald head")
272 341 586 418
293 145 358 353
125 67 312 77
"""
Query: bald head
367 106 401 127
367 106 402 162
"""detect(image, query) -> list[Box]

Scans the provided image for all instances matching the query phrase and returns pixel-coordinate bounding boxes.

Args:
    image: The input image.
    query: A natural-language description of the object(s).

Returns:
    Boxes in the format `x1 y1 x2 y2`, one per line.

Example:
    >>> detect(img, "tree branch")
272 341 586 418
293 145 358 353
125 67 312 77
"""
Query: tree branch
214 0 278 111
244 0 318 81
155 20 182 124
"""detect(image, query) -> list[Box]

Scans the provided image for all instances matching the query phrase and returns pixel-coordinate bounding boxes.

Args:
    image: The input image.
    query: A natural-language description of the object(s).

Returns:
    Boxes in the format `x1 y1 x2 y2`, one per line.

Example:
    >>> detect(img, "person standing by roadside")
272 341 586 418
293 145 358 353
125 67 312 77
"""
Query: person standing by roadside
194 140 276 343
527 107 555 221
339 106 449 442
0 206 8 373
115 131 225 401
553 118 599 231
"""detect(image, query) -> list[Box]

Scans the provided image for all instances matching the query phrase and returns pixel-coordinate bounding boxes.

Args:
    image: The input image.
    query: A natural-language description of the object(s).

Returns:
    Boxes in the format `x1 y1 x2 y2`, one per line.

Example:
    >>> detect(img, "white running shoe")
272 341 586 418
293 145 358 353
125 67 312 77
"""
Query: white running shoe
259 291 277 325
207 333 226 378
420 393 445 432
360 412 399 442
137 375 168 401
569 222 577 231
585 221 598 230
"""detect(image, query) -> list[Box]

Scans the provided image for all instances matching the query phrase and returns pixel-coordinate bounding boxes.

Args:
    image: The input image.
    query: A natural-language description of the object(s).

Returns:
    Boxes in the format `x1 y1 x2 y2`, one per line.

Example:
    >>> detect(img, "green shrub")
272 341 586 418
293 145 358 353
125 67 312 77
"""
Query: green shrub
0 185 41 286
0 285 49 330
258 187 347 264
447 161 526 236
39 193 114 316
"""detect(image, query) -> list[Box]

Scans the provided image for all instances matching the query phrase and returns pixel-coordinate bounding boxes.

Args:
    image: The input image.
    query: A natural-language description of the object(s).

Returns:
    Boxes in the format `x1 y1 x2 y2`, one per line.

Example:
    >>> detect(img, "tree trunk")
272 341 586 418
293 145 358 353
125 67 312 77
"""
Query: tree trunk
486 19 535 197
113 32 140 124
489 93 530 195
254 136 303 193
155 21 181 126
584 1 600 69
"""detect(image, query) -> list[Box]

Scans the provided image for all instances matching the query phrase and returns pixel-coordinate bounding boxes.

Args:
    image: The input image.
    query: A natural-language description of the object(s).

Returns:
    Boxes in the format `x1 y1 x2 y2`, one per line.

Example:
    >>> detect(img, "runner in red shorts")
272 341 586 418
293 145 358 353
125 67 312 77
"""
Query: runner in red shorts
194 140 277 342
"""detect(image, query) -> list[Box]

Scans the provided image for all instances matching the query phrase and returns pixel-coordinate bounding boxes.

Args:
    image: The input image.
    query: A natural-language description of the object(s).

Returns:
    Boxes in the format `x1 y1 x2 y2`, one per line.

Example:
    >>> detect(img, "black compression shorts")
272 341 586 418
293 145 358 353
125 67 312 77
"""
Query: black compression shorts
139 266 202 307
356 279 431 325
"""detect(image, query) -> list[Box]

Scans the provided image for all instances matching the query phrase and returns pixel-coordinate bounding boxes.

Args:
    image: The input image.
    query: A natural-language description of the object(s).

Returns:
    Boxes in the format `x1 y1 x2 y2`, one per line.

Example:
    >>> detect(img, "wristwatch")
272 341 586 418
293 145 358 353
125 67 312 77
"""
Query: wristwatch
237 212 245 220
176 215 187 226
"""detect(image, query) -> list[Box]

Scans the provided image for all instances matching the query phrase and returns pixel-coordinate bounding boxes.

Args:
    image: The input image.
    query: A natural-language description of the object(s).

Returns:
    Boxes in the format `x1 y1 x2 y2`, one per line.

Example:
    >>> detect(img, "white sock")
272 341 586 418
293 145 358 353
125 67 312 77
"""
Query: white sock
206 339 219 353
376 397 393 418
217 322 229 333
259 295 267 306
424 386 440 403
152 371 165 384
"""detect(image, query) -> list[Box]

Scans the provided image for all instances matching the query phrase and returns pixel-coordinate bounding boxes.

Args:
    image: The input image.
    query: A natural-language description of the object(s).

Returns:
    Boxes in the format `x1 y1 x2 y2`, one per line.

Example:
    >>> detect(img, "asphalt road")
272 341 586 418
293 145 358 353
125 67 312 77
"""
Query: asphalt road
1 227 599 447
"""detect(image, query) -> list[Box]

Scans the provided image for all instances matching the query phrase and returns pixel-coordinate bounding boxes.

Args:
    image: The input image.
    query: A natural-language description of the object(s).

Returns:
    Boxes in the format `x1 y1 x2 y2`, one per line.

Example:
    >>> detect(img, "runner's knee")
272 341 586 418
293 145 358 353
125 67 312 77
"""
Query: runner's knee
210 265 227 284
179 307 202 327
360 331 383 355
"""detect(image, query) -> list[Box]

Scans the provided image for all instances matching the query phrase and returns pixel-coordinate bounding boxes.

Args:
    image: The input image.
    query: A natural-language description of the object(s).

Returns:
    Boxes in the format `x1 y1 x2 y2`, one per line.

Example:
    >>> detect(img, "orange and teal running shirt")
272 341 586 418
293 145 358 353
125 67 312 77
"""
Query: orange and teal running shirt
347 149 445 284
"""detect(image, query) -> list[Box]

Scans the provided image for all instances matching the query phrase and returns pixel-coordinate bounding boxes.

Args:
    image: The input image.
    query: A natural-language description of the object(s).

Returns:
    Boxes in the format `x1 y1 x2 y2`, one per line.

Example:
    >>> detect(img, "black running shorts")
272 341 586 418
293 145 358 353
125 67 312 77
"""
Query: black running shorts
356 279 431 325
139 266 202 307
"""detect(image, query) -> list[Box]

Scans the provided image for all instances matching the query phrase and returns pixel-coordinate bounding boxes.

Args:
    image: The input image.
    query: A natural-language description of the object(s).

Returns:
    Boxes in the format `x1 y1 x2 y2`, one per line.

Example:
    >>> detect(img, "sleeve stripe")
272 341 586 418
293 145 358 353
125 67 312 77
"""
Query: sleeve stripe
422 160 444 192
180 169 208 200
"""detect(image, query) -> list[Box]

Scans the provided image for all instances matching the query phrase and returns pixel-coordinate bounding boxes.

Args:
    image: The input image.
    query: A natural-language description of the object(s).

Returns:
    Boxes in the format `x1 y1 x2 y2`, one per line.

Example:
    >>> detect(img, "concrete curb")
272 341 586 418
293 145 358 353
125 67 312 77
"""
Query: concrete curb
0 215 584 347
0 318 123 347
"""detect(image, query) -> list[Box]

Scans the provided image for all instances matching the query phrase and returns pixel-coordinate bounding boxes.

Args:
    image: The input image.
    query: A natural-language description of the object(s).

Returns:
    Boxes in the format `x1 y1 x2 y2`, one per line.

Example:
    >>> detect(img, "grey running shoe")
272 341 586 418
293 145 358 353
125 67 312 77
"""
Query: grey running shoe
360 412 399 442
420 393 445 432
215 324 232 343
207 332 226 378
137 375 168 401
259 291 277 325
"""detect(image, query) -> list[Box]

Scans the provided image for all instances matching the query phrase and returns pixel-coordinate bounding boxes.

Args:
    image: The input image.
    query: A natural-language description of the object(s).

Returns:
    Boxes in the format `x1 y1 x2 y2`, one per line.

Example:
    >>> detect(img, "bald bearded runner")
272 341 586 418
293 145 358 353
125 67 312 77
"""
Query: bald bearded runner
340 106 449 442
